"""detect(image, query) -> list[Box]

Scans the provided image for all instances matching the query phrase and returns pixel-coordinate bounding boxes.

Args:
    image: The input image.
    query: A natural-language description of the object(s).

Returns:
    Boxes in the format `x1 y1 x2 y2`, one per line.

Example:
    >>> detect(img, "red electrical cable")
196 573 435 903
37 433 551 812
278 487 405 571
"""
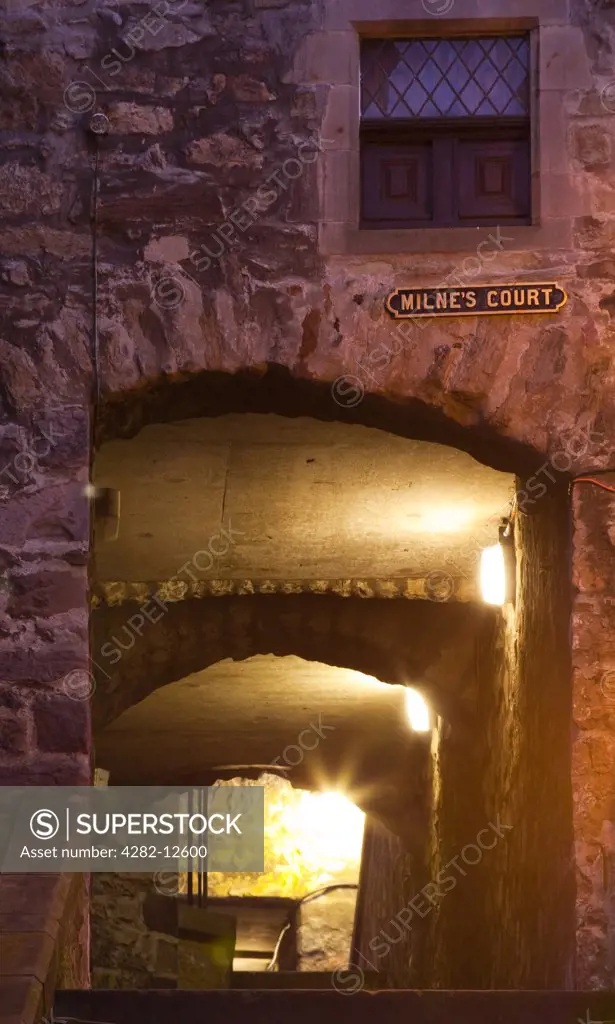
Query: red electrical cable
572 477 615 494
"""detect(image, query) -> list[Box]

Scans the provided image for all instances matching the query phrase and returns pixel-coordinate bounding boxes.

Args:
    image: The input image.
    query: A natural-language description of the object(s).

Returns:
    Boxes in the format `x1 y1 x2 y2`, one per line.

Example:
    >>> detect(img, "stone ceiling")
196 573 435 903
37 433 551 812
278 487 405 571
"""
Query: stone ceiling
94 413 514 593
95 654 431 837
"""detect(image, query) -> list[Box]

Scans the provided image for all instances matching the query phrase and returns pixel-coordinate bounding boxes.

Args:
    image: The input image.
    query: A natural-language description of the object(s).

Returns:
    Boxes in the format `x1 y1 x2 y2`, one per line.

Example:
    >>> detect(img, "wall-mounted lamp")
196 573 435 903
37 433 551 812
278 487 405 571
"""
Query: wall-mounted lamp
479 518 515 606
405 687 431 732
85 485 121 542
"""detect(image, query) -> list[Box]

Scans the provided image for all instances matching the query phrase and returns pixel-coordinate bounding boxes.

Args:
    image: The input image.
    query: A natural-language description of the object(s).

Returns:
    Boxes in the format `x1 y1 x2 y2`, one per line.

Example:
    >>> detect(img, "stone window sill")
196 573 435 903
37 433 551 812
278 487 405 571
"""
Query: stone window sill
320 220 572 256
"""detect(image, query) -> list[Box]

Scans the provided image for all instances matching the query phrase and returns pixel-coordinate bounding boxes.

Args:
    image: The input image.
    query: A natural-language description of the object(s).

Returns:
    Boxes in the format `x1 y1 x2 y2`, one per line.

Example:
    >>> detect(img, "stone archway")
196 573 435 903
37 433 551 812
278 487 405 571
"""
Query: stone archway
1 0 614 998
91 592 493 729
94 651 433 842
87 390 576 990
95 363 612 480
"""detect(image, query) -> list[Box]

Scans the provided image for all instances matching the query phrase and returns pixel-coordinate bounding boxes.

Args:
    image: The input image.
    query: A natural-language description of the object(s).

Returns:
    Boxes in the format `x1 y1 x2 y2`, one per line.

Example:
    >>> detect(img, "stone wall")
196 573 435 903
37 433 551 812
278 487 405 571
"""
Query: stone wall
0 403 91 787
90 874 179 989
1 0 615 991
2 0 615 468
571 478 615 988
0 873 89 1024
352 818 418 988
424 482 575 988
353 485 574 989
297 889 357 972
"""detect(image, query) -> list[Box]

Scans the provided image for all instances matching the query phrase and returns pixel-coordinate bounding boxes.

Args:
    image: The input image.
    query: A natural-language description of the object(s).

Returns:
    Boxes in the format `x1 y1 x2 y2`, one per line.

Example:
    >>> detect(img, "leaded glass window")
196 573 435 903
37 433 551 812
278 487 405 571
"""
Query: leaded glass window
359 34 532 229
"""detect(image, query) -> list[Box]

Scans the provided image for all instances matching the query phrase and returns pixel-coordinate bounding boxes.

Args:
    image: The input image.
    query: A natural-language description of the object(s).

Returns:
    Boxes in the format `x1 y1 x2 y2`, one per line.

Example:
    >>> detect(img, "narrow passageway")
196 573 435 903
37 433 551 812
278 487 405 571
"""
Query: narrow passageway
2 0 614 1015
84 405 574 992
96 655 424 800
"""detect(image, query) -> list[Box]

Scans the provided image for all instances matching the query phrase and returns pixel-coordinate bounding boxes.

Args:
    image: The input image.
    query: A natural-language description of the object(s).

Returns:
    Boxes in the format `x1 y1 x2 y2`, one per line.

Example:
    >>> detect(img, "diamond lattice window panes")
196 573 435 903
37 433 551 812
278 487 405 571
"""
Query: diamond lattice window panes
359 34 532 229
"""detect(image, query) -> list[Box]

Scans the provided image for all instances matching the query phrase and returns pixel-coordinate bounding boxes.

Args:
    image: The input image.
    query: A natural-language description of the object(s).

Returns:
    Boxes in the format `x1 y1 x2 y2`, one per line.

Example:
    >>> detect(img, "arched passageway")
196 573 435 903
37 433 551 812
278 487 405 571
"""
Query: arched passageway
91 592 493 729
95 654 431 843
88 398 575 991
97 366 550 476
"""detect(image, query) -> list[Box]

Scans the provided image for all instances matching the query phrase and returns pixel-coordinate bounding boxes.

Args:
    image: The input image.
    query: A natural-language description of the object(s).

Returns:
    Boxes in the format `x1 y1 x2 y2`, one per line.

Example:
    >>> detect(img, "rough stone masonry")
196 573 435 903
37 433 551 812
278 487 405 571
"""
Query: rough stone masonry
0 0 615 999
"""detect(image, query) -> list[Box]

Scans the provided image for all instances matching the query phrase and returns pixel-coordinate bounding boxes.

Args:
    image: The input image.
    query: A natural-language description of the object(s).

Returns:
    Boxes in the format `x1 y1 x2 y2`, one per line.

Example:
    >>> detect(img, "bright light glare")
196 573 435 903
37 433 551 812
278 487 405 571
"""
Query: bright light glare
290 790 365 865
480 543 506 605
405 688 431 732
398 505 475 535
419 506 474 534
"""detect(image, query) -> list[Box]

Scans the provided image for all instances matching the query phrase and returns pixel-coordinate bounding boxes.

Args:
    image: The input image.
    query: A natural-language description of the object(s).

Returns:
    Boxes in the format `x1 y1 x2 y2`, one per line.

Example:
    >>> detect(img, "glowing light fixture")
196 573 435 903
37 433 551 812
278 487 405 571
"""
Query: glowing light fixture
480 543 506 605
292 790 365 864
480 519 515 606
405 687 431 732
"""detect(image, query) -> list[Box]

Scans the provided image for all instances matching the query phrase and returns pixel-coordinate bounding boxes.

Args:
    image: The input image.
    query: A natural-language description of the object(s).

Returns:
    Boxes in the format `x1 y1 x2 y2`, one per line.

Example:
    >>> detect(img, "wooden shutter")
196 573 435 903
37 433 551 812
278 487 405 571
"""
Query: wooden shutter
361 143 432 225
455 137 530 221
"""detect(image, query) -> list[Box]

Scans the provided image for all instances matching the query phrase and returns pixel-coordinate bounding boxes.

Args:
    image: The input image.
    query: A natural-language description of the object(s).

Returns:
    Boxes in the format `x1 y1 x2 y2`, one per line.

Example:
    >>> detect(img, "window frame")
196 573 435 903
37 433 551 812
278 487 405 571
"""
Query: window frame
358 30 536 230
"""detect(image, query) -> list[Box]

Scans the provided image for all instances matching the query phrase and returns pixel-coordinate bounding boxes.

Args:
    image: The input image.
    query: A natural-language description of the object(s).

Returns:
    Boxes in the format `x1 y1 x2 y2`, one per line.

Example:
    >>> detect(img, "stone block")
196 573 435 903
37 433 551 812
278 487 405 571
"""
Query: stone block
321 84 360 152
143 891 179 936
185 135 264 169
321 150 358 225
285 31 357 86
0 483 90 548
0 165 64 217
229 75 276 102
574 215 615 250
0 933 56 983
325 0 570 28
8 569 86 619
33 693 89 754
0 757 90 785
0 976 44 1024
124 13 216 51
149 975 178 988
0 640 89 684
109 104 174 135
0 687 26 711
538 91 570 175
155 936 179 977
577 257 615 279
0 875 71 921
540 174 589 219
0 709 29 757
297 888 357 971
572 123 612 169
318 220 348 254
540 26 593 91
0 914 60 940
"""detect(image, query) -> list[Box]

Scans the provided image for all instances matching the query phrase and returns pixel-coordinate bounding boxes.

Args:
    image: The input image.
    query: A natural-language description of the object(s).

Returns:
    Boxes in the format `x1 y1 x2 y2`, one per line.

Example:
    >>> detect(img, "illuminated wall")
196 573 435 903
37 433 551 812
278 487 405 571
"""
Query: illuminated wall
206 774 365 899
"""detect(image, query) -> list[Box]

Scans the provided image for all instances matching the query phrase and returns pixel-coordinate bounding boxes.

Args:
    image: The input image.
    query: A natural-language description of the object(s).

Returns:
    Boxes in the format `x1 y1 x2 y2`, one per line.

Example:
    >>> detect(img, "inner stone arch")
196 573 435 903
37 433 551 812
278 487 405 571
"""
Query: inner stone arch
94 653 430 836
91 592 493 730
96 365 548 476
89 397 574 990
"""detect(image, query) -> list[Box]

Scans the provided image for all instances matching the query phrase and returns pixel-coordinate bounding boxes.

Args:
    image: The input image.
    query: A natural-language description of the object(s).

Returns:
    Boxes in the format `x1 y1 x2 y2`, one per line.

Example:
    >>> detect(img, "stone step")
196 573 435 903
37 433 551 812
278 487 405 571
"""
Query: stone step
53 989 615 1024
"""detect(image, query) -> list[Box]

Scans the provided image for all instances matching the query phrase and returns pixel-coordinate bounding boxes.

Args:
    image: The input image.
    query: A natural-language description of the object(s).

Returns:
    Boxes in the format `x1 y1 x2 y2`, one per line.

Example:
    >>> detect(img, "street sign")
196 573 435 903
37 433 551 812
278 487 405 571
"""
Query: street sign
386 283 568 319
